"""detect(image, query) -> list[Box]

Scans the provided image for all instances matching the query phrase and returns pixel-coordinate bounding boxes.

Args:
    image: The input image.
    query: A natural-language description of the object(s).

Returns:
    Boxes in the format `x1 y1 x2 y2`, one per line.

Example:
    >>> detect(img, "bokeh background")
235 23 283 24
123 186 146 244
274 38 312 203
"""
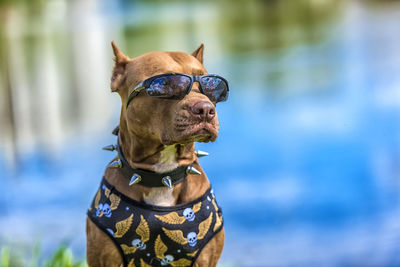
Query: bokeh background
1 0 400 266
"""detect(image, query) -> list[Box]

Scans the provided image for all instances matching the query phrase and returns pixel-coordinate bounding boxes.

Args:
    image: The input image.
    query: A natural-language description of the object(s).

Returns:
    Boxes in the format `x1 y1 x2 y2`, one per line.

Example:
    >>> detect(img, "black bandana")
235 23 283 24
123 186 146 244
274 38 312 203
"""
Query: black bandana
87 177 223 267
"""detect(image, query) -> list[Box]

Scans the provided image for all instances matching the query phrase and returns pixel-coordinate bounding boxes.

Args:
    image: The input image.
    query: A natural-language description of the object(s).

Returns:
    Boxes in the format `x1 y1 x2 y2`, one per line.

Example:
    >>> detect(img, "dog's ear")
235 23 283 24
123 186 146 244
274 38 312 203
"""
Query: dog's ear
110 41 130 92
191 44 204 64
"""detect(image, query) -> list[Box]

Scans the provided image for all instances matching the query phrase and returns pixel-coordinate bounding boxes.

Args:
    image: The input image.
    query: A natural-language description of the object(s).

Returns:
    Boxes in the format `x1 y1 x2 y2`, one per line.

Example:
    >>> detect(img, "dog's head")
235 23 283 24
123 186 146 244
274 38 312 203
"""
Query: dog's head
110 42 220 146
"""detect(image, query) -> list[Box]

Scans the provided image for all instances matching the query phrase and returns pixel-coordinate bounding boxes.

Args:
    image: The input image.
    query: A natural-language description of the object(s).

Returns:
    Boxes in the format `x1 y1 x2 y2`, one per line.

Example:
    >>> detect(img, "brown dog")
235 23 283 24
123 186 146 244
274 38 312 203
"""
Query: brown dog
86 42 225 267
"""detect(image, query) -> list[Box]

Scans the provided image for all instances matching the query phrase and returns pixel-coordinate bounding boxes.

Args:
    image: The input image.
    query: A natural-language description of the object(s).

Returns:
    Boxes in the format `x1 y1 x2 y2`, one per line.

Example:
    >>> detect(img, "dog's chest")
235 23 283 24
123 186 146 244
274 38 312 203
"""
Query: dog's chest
87 178 223 267
143 146 177 206
143 188 175 206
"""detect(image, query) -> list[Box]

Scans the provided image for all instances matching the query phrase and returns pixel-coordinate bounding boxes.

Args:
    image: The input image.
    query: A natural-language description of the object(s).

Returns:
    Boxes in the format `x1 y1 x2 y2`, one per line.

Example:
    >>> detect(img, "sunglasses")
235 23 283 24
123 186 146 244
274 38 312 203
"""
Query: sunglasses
126 72 229 107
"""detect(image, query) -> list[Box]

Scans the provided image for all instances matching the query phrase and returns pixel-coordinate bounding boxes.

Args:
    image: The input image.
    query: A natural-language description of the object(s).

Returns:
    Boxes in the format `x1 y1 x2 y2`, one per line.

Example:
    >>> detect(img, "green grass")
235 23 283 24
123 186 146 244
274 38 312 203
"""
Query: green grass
0 244 238 267
0 244 87 267
1 247 10 267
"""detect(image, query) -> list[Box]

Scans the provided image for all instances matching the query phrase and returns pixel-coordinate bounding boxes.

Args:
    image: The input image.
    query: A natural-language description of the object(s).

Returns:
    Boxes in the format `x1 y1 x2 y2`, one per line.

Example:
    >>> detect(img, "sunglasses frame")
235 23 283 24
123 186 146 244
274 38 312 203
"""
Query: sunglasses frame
126 72 229 107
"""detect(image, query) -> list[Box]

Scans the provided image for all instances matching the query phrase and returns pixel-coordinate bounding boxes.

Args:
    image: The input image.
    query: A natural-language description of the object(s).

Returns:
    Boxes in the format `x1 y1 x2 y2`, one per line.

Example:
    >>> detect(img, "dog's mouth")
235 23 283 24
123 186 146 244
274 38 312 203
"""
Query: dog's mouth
180 121 217 140
162 121 218 145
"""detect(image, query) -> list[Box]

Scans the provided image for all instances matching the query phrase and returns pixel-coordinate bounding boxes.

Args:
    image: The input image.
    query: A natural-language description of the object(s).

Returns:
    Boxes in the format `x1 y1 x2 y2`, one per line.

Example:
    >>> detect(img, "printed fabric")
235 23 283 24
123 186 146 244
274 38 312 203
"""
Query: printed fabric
87 177 223 267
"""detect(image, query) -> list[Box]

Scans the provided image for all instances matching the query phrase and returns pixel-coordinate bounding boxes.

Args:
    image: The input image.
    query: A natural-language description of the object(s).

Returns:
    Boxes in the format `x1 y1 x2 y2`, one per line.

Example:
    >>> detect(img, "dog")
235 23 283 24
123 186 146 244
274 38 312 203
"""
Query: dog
86 42 227 267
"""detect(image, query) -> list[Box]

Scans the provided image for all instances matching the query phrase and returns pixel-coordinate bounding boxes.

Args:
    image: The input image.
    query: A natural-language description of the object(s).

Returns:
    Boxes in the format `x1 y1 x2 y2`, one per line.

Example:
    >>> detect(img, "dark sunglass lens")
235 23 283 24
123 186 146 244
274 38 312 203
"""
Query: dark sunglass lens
201 76 228 102
148 75 191 99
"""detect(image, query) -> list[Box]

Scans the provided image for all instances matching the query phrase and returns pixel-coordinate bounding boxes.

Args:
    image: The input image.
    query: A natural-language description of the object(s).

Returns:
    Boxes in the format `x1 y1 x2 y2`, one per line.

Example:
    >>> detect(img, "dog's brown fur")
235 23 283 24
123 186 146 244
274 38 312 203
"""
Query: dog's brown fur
86 42 225 266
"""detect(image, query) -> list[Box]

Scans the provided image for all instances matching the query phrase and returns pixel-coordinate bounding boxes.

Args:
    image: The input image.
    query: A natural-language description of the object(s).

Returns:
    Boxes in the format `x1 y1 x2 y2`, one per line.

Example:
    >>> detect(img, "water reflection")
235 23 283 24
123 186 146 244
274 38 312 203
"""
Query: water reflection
1 0 400 266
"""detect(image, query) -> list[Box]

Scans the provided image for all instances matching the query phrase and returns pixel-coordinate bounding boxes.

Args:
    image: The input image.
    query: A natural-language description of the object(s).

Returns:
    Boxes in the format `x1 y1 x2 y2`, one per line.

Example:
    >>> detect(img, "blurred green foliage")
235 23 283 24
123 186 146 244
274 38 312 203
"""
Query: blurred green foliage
0 244 86 267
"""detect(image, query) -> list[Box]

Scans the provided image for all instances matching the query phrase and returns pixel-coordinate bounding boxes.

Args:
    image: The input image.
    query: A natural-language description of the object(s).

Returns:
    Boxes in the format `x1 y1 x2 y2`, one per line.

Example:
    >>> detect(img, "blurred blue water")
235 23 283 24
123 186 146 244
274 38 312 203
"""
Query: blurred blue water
1 0 400 266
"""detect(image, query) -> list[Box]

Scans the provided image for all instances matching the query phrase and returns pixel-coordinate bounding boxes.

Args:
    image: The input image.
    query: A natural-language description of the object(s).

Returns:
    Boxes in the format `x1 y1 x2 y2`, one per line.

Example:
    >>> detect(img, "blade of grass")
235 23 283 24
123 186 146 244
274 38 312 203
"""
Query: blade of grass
1 246 10 267
29 241 41 267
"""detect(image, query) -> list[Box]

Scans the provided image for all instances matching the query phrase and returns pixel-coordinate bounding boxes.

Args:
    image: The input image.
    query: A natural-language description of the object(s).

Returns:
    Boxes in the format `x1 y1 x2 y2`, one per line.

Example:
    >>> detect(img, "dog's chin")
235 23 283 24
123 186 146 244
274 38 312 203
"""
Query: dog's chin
163 122 218 145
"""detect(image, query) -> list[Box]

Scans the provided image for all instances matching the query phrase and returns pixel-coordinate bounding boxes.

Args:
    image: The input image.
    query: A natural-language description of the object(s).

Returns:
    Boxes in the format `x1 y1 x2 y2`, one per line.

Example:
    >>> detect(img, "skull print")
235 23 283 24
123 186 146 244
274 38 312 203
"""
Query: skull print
187 232 197 247
132 239 146 250
161 255 174 266
183 208 195 222
102 203 112 218
96 203 103 217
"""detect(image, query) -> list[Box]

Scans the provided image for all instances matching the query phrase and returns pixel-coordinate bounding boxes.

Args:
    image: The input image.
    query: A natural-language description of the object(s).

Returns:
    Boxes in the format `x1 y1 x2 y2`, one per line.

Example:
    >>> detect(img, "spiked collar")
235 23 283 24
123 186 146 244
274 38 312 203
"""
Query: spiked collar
102 127 208 188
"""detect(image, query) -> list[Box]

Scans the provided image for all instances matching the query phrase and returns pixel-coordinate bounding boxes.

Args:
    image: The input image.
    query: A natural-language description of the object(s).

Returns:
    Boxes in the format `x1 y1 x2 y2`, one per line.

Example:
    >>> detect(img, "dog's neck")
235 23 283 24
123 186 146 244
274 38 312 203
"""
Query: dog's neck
104 120 209 206
118 122 196 172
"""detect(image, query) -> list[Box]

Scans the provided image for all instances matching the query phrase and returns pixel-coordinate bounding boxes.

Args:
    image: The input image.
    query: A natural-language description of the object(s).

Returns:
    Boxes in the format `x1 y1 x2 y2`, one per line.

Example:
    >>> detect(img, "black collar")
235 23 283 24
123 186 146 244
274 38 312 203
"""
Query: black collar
106 126 194 188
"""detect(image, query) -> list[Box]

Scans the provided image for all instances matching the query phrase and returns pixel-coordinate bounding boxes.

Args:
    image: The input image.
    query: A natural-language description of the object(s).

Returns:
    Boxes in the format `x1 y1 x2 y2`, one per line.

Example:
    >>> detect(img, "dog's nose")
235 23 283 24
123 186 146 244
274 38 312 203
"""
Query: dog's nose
190 101 216 121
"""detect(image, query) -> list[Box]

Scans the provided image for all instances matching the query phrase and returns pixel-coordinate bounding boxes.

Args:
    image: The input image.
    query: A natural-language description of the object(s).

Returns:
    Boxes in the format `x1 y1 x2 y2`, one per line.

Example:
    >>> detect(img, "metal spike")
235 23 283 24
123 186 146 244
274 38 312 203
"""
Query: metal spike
108 159 122 168
195 150 209 158
162 176 173 189
112 126 119 136
102 144 117 151
129 173 142 186
186 166 201 175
